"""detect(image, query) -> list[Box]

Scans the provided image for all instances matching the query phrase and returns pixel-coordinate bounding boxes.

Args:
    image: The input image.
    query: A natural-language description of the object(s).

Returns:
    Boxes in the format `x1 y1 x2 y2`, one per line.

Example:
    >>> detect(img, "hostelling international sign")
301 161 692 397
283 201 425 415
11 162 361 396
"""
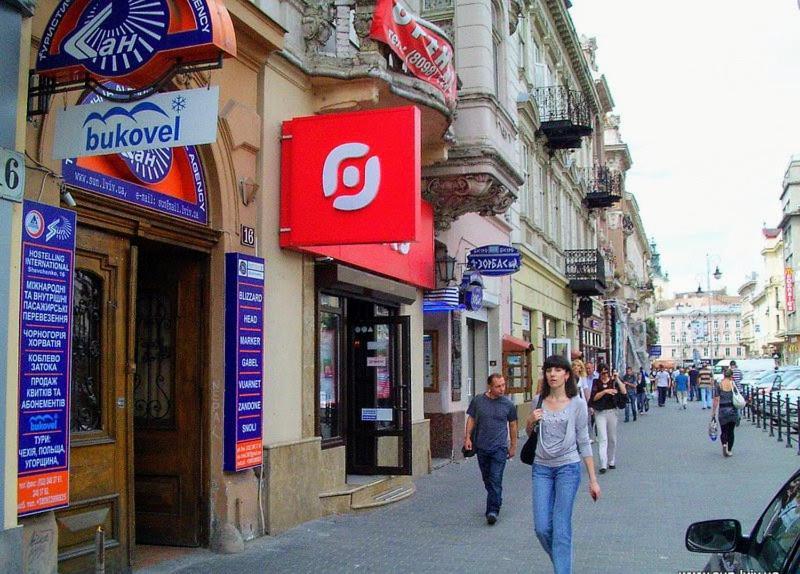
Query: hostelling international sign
370 0 457 107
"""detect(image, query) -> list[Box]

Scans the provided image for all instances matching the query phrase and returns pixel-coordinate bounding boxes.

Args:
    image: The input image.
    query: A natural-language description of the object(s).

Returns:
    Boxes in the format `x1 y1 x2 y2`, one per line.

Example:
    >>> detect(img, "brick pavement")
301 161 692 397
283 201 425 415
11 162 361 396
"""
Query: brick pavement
140 395 800 574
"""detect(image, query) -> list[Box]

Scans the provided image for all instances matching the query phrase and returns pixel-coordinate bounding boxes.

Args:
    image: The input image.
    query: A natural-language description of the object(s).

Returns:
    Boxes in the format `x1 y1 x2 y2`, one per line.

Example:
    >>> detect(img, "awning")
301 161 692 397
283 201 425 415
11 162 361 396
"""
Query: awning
502 335 533 353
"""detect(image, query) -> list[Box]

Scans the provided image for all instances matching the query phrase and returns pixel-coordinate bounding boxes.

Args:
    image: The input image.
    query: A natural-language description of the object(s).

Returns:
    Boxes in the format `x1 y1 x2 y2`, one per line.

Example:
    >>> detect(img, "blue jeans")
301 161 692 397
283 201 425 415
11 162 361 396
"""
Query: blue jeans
636 391 647 412
700 387 712 409
624 392 637 421
477 447 507 515
533 462 581 574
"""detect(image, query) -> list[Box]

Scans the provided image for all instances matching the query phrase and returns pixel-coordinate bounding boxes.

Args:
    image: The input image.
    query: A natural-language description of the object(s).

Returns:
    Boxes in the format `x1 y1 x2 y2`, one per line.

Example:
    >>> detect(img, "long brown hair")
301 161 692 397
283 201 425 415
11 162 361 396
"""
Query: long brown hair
541 355 578 399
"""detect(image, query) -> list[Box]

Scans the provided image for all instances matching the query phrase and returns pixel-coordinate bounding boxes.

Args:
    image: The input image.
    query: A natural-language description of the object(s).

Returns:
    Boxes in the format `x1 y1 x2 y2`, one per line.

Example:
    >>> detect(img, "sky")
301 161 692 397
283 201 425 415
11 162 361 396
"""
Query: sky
569 1 800 297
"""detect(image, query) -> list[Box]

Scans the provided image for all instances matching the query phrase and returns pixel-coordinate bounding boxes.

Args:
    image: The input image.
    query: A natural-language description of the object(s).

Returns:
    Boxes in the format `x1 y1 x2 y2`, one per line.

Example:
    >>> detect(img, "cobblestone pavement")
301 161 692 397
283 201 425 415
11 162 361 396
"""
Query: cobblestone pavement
140 395 800 574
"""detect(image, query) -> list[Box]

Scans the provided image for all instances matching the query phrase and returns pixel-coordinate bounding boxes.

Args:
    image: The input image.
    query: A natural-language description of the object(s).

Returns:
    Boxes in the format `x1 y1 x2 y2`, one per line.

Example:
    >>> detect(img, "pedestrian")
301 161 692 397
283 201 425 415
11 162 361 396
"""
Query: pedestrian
654 365 671 407
698 362 714 410
571 359 591 404
667 367 674 399
590 364 626 473
584 361 598 440
636 368 648 414
711 368 740 457
464 373 518 525
674 367 689 409
526 355 600 574
622 366 638 422
729 360 743 386
688 364 700 401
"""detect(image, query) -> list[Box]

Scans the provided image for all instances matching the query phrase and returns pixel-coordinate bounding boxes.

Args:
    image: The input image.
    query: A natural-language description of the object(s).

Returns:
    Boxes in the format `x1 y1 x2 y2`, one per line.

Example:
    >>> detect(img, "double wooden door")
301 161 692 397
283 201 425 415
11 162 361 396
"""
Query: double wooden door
57 228 205 573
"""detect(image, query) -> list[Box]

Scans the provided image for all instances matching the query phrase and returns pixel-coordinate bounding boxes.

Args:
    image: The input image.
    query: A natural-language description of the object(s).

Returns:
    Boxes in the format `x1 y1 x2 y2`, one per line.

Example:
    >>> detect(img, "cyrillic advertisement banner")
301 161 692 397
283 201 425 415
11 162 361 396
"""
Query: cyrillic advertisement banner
786 267 795 313
370 0 456 107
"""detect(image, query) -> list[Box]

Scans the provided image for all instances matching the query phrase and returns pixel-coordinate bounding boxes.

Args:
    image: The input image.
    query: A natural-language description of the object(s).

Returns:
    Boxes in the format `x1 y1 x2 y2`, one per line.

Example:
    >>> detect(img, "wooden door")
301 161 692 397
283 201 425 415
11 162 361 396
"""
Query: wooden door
133 247 205 546
56 228 132 573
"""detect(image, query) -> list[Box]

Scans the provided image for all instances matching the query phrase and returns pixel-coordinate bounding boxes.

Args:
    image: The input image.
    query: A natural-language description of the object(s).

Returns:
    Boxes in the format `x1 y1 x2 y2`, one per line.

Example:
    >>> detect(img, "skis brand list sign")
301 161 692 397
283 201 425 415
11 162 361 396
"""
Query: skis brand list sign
17 200 76 516
224 253 265 472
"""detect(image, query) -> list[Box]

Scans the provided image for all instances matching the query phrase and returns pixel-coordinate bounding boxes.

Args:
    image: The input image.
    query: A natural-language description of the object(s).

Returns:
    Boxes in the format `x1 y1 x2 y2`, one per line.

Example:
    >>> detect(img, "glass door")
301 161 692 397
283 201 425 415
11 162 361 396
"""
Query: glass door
546 338 572 360
348 316 411 475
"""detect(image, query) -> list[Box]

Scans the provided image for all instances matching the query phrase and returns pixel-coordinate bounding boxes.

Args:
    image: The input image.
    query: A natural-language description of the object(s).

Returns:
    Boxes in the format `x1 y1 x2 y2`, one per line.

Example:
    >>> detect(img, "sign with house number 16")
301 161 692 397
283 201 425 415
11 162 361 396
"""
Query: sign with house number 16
0 147 25 203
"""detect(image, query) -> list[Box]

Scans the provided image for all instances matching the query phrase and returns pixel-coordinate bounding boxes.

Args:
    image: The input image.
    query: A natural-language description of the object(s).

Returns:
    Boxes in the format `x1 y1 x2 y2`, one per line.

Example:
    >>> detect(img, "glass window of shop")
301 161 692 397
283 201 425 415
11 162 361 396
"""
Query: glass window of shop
318 294 344 443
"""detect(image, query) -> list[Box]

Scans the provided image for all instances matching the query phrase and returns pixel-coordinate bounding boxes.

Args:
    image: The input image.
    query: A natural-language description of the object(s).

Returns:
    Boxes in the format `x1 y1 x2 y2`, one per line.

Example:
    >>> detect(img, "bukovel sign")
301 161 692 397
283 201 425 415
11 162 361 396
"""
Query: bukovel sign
53 87 219 159
36 0 236 86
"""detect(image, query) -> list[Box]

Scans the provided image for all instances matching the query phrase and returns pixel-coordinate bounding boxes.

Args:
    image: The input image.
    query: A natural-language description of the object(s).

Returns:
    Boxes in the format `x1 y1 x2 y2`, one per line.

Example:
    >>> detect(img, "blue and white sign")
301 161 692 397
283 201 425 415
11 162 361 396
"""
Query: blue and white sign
53 87 219 159
648 345 662 357
466 245 521 276
17 200 75 516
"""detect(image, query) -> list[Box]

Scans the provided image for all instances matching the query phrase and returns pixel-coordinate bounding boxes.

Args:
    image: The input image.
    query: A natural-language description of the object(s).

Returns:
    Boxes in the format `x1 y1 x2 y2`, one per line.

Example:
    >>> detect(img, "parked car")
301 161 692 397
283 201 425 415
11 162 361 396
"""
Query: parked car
686 468 800 573
715 358 778 383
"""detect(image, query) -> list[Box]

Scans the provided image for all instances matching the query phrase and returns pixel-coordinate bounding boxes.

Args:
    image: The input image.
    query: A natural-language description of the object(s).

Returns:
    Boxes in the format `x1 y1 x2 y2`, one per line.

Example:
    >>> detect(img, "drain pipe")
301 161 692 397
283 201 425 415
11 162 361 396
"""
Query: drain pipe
94 526 105 574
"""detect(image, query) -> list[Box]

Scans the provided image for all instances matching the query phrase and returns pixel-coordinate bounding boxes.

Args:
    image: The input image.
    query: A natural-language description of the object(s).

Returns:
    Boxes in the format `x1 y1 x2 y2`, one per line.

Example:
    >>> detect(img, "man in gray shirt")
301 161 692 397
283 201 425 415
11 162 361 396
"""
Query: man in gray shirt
464 374 518 525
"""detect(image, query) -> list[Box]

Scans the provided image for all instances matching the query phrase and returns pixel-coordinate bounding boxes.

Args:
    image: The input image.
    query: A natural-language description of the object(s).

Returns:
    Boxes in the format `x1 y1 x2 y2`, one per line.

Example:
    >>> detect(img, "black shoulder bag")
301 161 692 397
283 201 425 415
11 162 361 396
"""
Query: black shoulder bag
520 395 545 465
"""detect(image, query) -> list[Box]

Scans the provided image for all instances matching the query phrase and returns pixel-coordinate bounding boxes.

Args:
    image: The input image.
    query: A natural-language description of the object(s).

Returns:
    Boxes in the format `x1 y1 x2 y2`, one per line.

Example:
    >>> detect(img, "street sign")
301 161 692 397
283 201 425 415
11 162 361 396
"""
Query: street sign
648 345 662 357
466 245 521 276
53 87 219 159
0 147 24 202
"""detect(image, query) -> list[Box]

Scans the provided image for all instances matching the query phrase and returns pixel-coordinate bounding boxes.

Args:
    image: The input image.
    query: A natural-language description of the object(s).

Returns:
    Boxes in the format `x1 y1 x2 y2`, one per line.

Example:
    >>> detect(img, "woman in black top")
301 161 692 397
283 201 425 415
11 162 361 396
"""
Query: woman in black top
590 365 626 473
712 368 739 457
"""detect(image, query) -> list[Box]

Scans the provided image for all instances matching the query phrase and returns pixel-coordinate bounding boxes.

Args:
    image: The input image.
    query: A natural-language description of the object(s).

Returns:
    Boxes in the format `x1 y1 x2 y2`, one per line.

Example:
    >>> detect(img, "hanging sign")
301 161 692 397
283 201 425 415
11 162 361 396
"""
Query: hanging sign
224 253 265 472
786 268 795 313
370 0 456 107
62 84 208 225
36 0 236 86
648 345 662 358
17 200 76 517
467 245 521 276
53 87 219 159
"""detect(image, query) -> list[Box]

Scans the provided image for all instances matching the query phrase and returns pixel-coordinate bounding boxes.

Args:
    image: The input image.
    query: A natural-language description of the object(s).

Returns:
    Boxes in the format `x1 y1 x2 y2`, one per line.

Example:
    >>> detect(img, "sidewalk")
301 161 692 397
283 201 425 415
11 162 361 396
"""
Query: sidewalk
139 397 799 573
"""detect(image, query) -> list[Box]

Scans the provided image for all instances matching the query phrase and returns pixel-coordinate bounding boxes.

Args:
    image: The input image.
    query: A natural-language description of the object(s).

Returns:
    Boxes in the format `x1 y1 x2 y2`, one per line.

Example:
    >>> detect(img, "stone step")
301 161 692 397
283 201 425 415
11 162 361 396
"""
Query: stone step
319 475 414 513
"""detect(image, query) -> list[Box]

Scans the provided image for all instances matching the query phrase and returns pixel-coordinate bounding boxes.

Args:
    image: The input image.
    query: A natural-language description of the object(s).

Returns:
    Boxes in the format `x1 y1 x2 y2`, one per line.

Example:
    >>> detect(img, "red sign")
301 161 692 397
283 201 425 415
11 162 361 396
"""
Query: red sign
787 268 796 313
308 202 435 289
280 107 421 247
370 0 457 107
36 0 236 86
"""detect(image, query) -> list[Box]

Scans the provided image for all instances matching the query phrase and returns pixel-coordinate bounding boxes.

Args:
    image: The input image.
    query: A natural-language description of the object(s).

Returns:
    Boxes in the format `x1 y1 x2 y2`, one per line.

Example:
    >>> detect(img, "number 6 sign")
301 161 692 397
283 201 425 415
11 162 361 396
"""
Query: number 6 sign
0 147 24 203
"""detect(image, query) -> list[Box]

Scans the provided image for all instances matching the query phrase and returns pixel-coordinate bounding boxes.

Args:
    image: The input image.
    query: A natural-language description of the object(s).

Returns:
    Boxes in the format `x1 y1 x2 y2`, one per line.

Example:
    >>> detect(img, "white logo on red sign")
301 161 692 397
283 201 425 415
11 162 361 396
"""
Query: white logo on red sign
322 142 381 211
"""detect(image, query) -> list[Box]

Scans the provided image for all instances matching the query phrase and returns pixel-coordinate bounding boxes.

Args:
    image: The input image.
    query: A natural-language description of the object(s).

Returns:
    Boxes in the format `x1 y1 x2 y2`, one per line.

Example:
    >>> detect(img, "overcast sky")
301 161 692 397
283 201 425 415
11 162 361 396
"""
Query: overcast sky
569 1 800 296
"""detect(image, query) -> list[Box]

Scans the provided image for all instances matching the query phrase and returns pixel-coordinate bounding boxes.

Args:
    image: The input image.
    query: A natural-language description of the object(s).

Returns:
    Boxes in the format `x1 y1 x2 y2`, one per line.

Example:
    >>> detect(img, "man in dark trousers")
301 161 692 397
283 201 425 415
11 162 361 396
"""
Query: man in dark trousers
688 364 700 401
464 374 518 525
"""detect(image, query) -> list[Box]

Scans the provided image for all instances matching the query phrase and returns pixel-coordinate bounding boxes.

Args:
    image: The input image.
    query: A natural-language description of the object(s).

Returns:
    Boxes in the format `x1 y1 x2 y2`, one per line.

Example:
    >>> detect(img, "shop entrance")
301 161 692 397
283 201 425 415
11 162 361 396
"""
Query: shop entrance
346 299 412 476
57 230 207 572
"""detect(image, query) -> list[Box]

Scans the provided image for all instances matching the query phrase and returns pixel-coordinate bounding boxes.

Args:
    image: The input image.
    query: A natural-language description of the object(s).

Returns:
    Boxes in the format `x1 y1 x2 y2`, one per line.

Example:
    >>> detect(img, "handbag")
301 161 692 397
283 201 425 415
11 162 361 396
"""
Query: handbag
615 391 629 410
731 382 746 410
520 395 545 465
708 416 718 442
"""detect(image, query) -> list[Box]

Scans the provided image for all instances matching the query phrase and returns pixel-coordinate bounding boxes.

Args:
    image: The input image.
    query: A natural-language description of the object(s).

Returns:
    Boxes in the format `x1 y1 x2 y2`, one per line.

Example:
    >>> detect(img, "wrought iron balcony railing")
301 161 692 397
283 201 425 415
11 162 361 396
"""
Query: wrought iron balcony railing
585 164 622 209
565 249 606 296
533 86 593 150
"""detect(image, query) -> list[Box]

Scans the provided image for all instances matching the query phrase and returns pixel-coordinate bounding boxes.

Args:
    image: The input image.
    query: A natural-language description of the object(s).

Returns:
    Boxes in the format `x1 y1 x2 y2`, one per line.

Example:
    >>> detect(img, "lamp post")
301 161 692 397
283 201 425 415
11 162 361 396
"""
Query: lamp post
697 254 722 364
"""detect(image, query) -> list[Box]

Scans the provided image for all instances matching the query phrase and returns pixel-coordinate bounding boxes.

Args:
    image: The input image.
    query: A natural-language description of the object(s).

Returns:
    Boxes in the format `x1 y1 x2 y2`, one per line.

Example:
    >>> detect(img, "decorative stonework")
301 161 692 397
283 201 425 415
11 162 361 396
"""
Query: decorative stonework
303 0 335 53
622 214 634 236
508 0 523 35
423 173 517 231
422 0 454 12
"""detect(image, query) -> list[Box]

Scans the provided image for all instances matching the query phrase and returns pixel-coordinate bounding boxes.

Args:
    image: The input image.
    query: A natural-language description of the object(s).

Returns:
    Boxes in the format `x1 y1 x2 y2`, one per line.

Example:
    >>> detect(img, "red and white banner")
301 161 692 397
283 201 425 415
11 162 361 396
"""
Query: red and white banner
786 267 796 313
370 0 457 107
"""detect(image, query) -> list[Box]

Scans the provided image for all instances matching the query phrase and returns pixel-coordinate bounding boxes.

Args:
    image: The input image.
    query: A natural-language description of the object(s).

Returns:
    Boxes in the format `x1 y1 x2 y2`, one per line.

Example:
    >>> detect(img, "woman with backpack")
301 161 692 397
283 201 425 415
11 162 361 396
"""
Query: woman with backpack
711 368 741 457
525 355 600 574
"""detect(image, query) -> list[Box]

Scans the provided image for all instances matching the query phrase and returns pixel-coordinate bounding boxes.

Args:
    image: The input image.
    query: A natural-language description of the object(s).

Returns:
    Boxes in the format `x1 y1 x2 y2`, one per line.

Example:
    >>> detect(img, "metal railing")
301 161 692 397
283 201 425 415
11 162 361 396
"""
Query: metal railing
565 249 606 283
533 86 593 128
740 384 800 454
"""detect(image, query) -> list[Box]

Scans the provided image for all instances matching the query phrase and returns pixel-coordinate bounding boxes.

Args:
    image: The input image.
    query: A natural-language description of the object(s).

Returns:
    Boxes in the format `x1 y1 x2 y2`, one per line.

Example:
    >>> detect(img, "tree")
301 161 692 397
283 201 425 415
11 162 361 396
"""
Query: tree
646 317 659 347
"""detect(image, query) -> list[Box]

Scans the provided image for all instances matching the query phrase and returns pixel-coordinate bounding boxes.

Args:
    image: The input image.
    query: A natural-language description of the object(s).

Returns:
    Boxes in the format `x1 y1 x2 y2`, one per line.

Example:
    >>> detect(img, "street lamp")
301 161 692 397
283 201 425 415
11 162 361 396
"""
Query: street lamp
696 254 723 364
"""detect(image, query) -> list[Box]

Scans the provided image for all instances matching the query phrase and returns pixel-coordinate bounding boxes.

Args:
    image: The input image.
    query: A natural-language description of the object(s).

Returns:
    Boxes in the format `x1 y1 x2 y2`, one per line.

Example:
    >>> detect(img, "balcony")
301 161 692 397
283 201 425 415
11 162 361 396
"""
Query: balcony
565 250 607 296
533 86 593 150
584 165 622 209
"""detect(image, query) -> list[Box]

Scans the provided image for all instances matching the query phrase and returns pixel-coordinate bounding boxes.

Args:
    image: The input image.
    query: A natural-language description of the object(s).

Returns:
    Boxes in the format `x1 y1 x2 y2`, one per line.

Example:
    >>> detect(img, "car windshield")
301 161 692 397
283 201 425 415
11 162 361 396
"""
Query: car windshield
742 370 765 381
752 475 800 571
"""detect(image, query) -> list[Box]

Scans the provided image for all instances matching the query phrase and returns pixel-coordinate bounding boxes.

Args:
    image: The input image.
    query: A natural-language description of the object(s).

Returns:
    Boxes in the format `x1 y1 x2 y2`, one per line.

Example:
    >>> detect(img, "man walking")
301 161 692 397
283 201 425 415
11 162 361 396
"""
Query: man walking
623 366 638 422
688 364 700 401
636 368 648 414
698 362 714 409
674 367 689 409
464 374 518 525
730 360 743 386
655 365 671 407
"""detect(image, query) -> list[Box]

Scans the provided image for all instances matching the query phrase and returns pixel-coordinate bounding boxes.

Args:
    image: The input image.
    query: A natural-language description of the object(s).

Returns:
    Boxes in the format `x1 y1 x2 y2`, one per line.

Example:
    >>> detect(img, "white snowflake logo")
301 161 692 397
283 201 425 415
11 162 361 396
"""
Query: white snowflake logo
171 95 187 113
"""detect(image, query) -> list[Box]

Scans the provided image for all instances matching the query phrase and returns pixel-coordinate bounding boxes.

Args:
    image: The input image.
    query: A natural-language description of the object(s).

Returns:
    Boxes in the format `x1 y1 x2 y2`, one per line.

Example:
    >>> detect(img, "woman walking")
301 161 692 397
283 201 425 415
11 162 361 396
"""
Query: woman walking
712 368 740 457
526 355 600 574
570 359 592 403
590 365 626 473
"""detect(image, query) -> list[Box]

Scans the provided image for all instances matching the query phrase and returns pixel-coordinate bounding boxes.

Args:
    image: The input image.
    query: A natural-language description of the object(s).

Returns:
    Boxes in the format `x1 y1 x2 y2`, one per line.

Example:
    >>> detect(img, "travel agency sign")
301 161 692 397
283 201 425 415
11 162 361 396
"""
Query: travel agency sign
35 0 236 86
467 245 521 276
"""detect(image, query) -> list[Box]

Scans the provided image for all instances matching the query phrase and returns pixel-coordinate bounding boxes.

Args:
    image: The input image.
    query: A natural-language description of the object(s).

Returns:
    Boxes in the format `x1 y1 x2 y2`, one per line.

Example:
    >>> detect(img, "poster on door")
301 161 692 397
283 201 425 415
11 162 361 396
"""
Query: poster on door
224 253 265 472
17 200 75 516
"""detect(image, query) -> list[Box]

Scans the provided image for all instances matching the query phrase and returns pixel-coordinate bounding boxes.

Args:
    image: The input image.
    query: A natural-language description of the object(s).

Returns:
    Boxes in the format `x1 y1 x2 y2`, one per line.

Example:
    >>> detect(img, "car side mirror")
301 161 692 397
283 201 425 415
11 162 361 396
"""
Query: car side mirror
686 519 741 553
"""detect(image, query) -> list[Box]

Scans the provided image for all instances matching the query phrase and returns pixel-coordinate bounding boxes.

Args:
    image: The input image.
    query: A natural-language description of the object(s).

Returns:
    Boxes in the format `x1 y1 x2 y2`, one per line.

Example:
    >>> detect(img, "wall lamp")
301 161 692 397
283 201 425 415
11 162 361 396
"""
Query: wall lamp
435 255 457 284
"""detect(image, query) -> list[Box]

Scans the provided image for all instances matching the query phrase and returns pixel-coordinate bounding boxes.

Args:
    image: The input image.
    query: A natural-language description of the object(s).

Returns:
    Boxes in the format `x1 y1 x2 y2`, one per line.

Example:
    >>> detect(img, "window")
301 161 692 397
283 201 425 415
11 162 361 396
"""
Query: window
736 320 742 328
713 320 719 329
318 294 344 443
725 347 730 357
737 347 743 356
724 333 730 342
491 1 503 97
751 476 800 571
671 349 676 357
671 321 676 331
520 141 531 217
423 331 439 392
671 334 676 343
725 320 730 329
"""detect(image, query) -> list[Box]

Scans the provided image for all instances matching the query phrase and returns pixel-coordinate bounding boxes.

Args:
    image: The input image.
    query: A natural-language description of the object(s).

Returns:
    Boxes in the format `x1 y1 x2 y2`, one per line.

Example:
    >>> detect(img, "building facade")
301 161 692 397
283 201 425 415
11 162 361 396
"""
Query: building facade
748 229 787 359
780 156 800 364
